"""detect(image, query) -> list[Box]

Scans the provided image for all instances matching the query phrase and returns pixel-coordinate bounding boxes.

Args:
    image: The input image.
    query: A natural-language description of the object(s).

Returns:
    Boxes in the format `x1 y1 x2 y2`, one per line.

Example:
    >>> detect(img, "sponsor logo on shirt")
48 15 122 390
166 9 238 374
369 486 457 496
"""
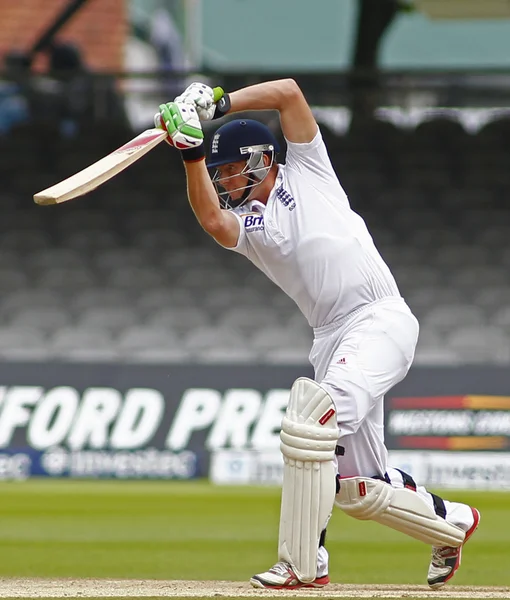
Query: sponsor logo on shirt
241 213 264 232
276 186 296 211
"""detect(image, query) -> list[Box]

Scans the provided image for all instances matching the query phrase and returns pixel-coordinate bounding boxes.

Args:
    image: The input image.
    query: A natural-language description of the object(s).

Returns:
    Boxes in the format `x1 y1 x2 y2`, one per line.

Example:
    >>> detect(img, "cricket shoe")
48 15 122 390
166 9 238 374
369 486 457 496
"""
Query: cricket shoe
427 507 481 589
250 561 330 589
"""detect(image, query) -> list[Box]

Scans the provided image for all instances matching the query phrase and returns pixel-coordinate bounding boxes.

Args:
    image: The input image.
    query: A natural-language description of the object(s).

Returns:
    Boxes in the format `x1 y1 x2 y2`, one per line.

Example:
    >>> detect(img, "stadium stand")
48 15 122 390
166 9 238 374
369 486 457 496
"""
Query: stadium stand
0 115 508 365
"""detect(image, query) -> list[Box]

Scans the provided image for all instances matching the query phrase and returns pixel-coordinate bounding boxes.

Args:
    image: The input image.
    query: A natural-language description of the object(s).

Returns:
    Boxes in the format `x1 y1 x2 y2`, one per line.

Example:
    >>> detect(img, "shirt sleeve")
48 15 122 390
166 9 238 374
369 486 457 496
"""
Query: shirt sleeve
216 210 248 255
285 128 347 201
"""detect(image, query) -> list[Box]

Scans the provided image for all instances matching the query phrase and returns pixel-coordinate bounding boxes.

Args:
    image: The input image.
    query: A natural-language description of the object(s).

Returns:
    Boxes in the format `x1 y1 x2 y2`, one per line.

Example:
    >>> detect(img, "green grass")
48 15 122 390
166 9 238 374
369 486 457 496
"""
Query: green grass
0 480 508 587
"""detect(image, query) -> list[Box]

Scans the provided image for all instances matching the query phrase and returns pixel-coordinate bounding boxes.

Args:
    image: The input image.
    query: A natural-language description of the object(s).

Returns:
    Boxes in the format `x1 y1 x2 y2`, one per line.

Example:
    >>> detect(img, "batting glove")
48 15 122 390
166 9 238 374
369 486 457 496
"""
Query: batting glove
175 83 231 121
156 101 204 149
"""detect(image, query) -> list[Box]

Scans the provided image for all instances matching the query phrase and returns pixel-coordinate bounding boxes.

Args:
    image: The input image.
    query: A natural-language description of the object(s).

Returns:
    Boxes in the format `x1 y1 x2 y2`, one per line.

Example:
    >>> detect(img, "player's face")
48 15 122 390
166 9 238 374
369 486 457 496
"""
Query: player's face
215 161 250 201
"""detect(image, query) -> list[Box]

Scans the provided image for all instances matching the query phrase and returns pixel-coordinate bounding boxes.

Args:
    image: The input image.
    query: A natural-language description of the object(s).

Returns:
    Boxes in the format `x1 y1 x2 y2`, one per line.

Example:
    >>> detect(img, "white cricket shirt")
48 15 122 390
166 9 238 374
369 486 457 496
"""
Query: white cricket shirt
227 129 401 328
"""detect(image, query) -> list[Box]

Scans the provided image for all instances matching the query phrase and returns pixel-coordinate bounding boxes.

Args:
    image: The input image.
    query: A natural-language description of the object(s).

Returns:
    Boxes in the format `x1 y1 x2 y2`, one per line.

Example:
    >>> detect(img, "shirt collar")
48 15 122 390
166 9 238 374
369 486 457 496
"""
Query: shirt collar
243 165 284 214
266 164 284 207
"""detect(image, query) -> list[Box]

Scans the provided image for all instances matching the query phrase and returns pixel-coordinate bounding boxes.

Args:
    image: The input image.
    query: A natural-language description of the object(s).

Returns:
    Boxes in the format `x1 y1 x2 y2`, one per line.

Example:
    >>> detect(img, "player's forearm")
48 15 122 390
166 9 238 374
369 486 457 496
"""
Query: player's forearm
183 160 223 232
229 79 300 114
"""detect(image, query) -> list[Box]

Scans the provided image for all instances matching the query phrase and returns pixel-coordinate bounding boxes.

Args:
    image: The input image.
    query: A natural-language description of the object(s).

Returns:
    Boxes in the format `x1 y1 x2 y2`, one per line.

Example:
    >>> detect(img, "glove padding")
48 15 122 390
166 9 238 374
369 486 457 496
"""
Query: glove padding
175 82 217 121
154 101 204 150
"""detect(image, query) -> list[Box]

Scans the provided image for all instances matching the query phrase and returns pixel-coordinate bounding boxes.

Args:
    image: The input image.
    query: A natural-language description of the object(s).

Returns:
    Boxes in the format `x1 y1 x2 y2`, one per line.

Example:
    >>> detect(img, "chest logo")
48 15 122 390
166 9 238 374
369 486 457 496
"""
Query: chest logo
242 213 264 232
276 186 296 211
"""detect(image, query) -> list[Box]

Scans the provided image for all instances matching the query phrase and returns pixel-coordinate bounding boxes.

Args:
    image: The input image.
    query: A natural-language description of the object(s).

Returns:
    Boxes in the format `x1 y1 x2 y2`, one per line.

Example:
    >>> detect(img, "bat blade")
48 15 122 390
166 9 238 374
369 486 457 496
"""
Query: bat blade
34 128 168 205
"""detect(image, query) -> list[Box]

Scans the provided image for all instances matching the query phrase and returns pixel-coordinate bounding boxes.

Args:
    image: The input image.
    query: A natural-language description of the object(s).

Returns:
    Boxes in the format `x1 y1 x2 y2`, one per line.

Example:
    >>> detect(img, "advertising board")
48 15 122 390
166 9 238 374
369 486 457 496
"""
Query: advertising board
0 363 304 479
0 363 508 486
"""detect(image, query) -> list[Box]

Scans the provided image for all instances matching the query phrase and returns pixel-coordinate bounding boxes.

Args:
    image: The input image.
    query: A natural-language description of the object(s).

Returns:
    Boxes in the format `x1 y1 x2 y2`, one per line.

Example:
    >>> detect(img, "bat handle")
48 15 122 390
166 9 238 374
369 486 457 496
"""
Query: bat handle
212 87 225 103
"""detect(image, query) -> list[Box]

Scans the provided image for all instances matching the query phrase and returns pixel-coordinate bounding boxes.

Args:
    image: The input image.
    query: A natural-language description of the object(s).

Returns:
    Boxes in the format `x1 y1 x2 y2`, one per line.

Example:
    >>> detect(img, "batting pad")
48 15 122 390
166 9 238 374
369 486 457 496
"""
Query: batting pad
336 477 466 547
278 378 339 583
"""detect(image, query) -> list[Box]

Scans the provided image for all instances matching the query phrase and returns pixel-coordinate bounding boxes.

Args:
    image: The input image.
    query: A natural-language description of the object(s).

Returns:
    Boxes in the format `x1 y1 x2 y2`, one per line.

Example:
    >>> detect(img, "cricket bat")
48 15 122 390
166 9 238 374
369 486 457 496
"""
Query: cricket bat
34 87 226 206
33 128 168 205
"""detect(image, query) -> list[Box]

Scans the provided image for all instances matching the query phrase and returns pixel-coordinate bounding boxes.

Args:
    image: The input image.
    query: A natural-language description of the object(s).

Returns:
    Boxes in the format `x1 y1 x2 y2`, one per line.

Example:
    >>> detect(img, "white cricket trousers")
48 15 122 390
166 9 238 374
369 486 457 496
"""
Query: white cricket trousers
311 296 418 479
309 297 475 576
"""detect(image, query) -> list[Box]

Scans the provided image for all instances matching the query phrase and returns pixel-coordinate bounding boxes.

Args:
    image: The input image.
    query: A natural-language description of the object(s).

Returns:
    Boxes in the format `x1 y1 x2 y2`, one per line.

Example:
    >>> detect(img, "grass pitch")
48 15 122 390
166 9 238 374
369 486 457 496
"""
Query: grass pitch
0 480 508 590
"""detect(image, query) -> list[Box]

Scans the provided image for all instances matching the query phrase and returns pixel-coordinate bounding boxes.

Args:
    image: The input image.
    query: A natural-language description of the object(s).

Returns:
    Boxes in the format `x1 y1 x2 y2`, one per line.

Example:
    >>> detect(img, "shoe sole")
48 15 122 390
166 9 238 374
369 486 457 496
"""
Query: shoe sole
250 575 330 589
428 507 481 589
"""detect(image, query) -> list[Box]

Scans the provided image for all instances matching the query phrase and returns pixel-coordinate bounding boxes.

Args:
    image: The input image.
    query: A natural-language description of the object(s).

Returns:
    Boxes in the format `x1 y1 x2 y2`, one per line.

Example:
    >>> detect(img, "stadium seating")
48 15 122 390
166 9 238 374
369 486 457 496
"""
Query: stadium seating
0 116 508 365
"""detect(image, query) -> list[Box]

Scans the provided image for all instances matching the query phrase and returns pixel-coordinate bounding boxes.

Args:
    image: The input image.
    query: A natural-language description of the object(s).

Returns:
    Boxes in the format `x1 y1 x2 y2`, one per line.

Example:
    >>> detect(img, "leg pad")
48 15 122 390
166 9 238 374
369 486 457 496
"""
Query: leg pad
336 477 465 547
278 378 339 582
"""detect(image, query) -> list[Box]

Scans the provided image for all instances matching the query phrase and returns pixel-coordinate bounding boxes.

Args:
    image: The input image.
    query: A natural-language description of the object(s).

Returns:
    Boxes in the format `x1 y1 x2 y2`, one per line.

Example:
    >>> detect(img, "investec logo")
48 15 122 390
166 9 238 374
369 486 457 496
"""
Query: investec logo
0 386 289 451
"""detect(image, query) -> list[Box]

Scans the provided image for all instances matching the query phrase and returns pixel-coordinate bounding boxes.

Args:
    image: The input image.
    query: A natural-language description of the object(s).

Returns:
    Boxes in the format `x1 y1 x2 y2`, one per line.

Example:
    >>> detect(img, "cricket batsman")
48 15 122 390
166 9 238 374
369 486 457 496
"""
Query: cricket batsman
154 79 480 589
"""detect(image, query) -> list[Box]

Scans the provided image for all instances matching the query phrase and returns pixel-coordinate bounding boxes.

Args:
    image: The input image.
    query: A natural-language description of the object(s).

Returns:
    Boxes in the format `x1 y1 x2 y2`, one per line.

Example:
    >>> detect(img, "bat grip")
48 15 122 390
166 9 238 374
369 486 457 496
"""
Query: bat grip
211 87 231 120
212 87 225 102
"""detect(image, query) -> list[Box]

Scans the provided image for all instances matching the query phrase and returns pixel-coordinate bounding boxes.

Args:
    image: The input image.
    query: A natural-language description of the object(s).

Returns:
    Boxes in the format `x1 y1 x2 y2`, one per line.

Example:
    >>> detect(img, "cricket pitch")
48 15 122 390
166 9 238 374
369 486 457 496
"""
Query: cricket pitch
0 580 509 599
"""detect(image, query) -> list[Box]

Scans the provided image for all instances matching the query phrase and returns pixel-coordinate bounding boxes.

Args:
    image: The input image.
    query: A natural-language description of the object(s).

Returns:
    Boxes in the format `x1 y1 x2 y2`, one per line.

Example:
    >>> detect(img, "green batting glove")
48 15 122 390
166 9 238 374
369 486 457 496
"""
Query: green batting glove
158 101 204 150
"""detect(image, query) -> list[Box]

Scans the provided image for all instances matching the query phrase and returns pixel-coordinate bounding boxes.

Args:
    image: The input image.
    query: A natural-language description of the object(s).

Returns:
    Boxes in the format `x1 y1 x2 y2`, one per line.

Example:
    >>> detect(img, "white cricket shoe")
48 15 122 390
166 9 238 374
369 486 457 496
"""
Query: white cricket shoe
250 561 330 589
427 507 481 589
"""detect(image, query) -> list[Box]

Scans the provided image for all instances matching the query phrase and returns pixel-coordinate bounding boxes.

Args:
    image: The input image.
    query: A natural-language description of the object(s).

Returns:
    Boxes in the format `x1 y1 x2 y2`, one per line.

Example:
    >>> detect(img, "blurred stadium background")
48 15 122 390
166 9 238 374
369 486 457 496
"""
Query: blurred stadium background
0 1 509 593
0 0 509 366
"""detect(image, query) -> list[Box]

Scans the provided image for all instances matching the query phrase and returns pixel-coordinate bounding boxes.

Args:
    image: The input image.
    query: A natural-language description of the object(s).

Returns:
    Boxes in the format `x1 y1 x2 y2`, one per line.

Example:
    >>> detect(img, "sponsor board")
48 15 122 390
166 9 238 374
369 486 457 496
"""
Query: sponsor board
210 450 283 485
0 451 32 480
210 449 510 490
0 363 305 479
0 363 509 480
38 447 198 479
0 447 197 480
386 395 510 451
0 384 290 453
388 450 510 490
